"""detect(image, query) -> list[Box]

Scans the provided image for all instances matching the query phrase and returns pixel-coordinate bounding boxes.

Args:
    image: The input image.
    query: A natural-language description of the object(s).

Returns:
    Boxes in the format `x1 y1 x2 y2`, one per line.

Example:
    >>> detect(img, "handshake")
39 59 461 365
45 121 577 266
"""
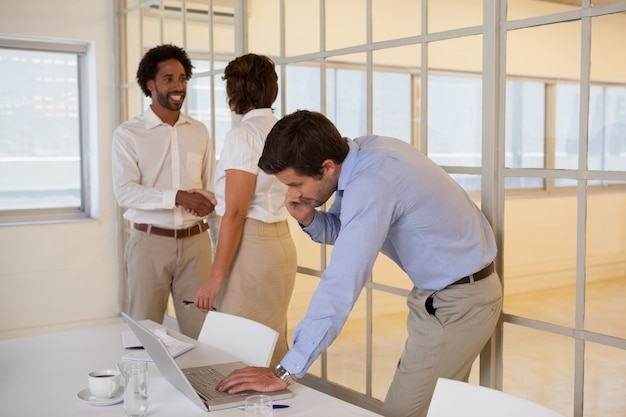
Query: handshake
176 189 217 217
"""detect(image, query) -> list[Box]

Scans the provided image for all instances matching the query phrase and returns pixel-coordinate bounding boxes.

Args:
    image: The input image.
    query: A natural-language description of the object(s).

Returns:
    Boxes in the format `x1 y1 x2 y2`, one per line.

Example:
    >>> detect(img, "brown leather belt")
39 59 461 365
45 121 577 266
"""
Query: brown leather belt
133 222 208 239
450 262 494 286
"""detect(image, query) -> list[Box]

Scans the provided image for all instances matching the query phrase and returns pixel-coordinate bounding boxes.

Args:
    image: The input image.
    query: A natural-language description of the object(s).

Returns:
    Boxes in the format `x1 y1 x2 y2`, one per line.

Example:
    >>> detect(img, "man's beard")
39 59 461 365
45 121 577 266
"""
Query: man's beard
154 87 184 111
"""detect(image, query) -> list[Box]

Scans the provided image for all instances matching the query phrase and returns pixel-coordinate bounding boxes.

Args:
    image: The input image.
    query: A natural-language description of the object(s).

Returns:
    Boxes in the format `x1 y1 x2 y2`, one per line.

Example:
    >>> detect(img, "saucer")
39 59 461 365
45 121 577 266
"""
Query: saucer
77 387 124 406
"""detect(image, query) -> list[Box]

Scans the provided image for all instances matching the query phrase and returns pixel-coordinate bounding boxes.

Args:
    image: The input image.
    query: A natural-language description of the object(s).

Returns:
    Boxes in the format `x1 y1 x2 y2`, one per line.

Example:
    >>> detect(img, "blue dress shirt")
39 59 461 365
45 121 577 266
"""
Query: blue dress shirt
282 135 497 377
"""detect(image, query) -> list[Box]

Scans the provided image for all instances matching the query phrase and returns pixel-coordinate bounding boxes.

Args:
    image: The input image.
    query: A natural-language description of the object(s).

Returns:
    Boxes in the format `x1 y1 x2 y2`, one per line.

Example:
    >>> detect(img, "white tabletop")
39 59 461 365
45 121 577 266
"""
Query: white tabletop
0 319 382 417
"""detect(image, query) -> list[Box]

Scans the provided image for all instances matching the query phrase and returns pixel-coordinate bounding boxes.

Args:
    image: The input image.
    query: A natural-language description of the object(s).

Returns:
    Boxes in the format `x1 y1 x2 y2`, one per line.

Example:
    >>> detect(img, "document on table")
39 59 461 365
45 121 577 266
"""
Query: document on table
121 328 195 361
288 407 377 417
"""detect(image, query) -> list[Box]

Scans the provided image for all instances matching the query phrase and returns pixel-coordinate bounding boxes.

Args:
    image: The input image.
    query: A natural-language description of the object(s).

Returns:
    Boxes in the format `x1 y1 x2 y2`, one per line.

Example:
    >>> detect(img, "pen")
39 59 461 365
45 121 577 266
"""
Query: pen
238 404 290 410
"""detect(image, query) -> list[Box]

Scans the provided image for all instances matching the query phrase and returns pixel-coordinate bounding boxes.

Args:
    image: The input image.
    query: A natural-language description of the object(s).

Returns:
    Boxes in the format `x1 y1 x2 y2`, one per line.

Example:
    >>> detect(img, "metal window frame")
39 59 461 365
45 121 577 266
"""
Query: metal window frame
0 35 91 225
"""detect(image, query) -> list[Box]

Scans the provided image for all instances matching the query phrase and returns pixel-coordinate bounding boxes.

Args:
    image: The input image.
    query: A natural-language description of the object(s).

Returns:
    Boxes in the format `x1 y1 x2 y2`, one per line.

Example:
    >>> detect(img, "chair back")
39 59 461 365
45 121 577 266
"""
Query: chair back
197 311 278 367
426 377 566 417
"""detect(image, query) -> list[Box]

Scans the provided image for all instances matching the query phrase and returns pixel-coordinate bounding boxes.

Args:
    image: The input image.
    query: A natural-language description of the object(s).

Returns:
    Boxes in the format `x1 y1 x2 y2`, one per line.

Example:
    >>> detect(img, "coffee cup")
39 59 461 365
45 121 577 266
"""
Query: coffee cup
88 369 121 398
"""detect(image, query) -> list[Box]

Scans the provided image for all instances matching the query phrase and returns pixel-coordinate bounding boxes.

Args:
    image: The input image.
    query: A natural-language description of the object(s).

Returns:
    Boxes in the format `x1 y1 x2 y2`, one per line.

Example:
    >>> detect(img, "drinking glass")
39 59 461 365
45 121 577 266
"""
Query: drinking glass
122 360 149 417
244 394 273 416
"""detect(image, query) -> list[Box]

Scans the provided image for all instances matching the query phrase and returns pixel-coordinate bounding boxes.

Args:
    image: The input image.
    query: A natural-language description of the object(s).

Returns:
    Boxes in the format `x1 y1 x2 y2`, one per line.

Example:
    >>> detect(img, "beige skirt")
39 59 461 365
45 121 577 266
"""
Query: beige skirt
215 218 297 368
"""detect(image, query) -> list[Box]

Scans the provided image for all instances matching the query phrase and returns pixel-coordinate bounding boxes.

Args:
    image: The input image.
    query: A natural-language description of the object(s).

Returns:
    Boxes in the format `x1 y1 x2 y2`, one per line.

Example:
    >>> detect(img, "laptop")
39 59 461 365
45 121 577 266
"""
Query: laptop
121 312 293 411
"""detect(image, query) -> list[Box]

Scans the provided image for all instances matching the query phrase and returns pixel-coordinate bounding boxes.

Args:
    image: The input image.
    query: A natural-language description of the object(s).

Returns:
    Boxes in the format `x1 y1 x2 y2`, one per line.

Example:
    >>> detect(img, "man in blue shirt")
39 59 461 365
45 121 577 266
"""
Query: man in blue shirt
217 110 503 417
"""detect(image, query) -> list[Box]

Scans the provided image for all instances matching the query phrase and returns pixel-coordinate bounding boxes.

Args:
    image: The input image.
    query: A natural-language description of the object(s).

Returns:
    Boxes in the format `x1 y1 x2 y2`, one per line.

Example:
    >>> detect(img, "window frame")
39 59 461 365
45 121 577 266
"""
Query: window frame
0 35 92 225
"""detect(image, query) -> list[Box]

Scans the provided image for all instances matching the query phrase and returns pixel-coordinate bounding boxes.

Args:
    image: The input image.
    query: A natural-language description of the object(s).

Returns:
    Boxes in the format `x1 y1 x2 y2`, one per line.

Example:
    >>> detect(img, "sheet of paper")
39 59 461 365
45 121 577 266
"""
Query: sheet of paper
121 328 195 361
287 406 377 417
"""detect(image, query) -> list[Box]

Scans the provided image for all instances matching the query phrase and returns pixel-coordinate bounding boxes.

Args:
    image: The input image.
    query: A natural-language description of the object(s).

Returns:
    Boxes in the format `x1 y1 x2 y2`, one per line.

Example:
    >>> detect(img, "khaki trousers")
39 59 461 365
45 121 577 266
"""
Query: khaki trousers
215 218 297 368
125 227 212 339
381 272 503 417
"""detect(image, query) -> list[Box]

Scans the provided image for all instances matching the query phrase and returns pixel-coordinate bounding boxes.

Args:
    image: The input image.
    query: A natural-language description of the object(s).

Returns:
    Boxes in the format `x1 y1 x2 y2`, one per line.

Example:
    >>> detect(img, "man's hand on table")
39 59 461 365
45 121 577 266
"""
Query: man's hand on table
217 366 290 394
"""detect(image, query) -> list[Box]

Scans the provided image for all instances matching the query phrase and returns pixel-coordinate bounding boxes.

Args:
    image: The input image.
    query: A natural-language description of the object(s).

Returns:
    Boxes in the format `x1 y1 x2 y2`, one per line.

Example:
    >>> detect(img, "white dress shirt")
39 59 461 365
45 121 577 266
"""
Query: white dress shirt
213 108 288 223
112 106 215 229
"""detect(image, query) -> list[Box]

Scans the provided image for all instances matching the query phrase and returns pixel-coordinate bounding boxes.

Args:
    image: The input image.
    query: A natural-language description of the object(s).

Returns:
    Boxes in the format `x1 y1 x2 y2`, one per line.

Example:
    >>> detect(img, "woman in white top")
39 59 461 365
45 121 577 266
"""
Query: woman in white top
194 54 297 367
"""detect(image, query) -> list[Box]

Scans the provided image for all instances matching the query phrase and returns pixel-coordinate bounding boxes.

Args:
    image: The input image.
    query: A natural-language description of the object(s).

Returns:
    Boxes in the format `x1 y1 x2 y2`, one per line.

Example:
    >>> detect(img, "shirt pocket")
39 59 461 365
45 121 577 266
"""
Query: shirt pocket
185 152 203 183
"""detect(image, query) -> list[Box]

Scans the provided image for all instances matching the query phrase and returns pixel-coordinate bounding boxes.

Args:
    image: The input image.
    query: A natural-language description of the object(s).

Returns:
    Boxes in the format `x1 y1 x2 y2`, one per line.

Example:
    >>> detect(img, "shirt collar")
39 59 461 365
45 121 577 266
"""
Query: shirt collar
337 138 358 192
241 108 274 122
144 106 192 129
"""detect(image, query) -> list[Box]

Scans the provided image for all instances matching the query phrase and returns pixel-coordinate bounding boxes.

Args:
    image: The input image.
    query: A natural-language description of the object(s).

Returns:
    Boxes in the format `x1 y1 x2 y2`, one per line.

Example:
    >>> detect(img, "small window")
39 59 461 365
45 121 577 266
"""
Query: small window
0 36 91 223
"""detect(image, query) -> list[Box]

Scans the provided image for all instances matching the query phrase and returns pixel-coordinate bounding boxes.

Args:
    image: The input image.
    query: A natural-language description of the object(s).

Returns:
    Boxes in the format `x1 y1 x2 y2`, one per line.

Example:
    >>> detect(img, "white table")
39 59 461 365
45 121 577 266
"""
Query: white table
0 320 383 417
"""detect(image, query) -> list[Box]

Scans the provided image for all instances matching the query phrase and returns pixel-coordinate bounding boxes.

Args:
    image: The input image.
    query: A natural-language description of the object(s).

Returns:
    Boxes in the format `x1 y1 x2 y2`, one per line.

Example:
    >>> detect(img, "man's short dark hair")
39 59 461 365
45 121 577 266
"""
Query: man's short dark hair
136 44 194 97
223 53 278 115
259 110 349 178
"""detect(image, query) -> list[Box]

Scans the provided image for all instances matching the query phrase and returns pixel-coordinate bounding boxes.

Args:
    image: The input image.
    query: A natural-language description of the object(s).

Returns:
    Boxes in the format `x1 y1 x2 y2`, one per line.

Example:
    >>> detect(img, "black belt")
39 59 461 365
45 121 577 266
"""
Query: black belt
425 263 495 316
450 262 494 286
133 222 208 239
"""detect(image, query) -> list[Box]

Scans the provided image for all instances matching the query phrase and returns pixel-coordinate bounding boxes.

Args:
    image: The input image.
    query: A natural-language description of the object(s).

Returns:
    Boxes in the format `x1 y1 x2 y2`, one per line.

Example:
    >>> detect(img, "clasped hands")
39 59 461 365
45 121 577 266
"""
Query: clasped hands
176 189 217 217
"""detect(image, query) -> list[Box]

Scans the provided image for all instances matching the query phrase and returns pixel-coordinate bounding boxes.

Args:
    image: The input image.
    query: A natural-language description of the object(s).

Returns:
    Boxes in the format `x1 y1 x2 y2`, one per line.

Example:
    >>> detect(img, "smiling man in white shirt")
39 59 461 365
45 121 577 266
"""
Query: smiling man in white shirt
112 44 216 339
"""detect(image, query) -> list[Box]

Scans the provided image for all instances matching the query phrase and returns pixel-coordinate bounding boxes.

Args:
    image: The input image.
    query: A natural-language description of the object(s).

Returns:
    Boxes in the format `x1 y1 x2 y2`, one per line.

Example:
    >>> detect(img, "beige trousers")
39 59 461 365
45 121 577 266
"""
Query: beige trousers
381 272 503 417
125 228 212 339
215 218 297 368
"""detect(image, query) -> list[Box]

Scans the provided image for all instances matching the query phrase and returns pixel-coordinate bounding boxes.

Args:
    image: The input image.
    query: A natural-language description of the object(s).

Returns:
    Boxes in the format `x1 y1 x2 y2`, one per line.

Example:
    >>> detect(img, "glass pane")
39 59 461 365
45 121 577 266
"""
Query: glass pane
590 14 626 174
428 73 482 167
326 54 367 138
507 0 580 21
373 71 412 142
285 0 319 57
141 7 163 47
372 0 421 42
504 176 544 189
162 8 184 46
286 270 322 377
125 87 144 122
186 62 231 158
212 16 235 54
288 215 322 271
505 80 545 170
248 0 280 57
585 185 626 338
0 48 81 210
285 62 321 114
507 22 580 80
372 252 413 290
372 44 421 71
507 21 581 183
589 6 626 84
429 35 482 73
186 4 211 53
373 45 420 143
326 290 368 394
450 173 482 193
554 83 581 177
123 10 142 85
503 195 577 328
372 291 408 401
427 0 482 33
502 324 573 416
593 86 626 174
584 342 626 417
326 0 366 50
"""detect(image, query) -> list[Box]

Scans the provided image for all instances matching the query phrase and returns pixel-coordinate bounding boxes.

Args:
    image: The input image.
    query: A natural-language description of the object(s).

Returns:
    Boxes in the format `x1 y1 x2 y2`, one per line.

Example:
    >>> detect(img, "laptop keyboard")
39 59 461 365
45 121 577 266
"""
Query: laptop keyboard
185 367 230 399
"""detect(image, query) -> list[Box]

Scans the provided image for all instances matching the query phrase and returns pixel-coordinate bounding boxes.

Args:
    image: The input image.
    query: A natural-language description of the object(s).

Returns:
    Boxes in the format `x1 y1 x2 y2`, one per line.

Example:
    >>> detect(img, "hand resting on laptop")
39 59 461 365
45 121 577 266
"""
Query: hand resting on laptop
217 366 293 394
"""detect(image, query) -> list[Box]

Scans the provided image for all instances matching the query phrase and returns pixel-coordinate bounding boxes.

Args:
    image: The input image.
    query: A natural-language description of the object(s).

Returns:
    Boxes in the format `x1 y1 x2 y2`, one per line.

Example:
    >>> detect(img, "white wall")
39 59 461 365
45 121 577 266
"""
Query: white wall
0 0 121 339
